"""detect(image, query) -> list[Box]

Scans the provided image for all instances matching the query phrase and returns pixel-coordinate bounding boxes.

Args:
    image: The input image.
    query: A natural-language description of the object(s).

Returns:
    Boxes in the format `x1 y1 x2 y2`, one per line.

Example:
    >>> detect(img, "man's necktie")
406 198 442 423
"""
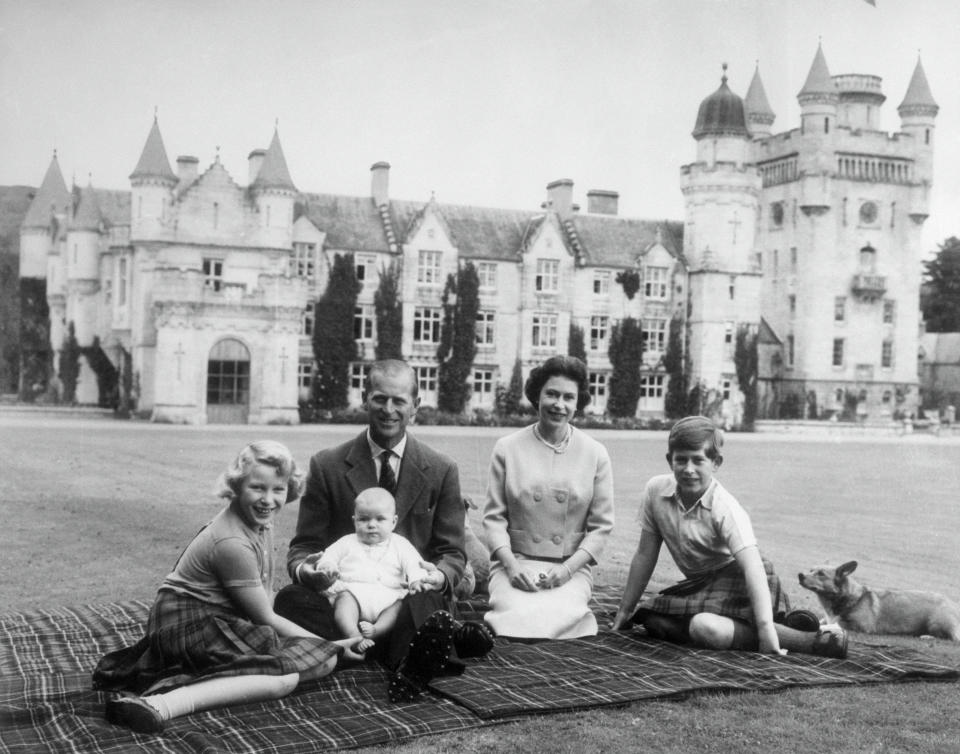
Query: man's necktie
379 450 397 494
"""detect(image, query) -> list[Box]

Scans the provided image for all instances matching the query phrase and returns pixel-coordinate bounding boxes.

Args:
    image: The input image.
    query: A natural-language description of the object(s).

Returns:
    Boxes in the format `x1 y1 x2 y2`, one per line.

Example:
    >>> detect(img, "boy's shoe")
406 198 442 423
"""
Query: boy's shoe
388 610 454 703
811 626 848 659
781 608 821 633
105 695 166 733
453 620 495 659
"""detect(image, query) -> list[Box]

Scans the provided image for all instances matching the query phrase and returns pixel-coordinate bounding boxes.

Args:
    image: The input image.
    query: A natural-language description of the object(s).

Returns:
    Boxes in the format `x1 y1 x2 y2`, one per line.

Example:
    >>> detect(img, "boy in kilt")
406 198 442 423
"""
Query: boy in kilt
612 417 847 658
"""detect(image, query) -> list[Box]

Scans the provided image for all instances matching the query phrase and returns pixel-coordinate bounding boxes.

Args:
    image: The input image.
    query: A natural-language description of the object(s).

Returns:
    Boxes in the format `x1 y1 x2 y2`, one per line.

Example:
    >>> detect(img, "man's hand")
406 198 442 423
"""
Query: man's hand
418 561 446 592
298 552 338 591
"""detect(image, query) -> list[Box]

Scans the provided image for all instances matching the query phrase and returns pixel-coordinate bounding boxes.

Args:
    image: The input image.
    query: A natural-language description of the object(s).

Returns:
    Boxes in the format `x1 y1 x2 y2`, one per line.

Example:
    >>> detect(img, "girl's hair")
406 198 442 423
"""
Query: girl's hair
667 415 724 460
217 440 304 503
523 355 591 410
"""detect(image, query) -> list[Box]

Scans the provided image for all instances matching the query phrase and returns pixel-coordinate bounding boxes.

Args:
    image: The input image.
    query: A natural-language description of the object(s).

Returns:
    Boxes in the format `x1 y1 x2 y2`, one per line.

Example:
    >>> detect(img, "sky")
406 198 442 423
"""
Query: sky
1 0 957 253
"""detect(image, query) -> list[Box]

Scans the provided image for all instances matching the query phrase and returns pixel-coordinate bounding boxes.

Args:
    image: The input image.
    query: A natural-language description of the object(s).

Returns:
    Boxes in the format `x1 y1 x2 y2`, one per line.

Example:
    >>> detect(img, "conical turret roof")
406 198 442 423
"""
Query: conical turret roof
22 153 71 229
693 66 749 139
130 117 177 183
798 43 836 99
898 56 938 114
745 65 775 124
71 184 103 231
251 128 296 192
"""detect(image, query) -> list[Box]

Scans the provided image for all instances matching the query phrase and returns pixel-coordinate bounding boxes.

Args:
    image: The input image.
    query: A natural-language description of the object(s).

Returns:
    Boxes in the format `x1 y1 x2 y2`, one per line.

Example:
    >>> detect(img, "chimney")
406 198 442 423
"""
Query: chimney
248 148 266 185
545 179 574 218
176 155 199 185
371 161 390 206
587 189 619 216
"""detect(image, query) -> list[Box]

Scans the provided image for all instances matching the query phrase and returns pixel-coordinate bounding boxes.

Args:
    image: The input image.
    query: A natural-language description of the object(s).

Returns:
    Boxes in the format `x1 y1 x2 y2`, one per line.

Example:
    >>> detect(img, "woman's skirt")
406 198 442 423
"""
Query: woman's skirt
92 590 342 695
484 557 596 639
633 557 788 625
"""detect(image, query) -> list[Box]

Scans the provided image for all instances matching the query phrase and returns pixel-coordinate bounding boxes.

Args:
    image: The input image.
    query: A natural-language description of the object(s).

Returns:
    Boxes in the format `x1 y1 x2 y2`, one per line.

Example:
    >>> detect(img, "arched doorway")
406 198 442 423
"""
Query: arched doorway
206 338 250 424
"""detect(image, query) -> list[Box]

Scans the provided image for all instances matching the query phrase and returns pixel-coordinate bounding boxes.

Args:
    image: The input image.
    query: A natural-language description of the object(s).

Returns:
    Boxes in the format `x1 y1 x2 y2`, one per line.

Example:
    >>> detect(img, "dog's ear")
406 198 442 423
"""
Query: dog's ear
836 561 858 580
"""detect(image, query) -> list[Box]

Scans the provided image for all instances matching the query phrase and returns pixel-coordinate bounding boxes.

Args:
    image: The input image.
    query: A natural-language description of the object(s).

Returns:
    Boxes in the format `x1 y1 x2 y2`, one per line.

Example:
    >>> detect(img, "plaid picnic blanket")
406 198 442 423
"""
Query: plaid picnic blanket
2 589 958 752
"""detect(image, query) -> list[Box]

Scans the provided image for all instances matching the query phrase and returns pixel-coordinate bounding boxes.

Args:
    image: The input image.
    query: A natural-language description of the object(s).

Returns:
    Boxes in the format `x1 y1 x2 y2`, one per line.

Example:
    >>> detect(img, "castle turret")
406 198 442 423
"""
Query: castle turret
249 127 296 249
744 65 775 139
797 43 838 138
20 152 71 278
65 184 103 348
129 116 177 241
681 65 762 403
898 56 938 189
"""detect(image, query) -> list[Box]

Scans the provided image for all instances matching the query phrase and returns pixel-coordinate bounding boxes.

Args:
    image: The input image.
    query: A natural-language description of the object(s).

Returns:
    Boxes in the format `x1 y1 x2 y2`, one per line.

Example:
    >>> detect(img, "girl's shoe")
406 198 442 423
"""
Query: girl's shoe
105 695 166 733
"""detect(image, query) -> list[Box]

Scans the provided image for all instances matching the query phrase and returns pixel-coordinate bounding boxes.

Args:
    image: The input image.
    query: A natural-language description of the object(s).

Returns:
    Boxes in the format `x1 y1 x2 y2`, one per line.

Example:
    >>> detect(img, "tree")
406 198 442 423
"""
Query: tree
18 278 49 400
615 269 641 300
921 236 960 332
313 253 361 410
734 324 759 430
568 323 586 363
663 312 687 418
59 321 80 404
437 261 479 413
496 358 525 416
607 317 644 418
374 260 403 360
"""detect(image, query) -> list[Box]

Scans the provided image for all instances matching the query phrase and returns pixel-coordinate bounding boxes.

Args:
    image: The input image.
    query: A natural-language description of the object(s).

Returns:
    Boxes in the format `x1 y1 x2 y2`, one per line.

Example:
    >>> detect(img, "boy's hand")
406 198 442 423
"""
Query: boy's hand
610 609 635 631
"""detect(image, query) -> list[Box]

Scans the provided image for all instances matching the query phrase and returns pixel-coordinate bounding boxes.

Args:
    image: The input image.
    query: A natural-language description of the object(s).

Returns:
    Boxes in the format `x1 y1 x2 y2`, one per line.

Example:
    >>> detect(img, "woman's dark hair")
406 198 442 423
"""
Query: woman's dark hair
523 355 591 411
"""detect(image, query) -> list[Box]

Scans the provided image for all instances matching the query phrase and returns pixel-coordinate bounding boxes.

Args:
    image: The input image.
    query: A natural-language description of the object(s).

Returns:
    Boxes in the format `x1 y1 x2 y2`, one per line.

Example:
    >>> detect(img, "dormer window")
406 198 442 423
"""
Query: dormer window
859 244 876 273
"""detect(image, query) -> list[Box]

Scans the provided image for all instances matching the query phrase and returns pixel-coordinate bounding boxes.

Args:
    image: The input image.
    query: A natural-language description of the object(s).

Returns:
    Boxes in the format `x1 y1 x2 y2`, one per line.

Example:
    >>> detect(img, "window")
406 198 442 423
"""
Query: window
881 340 893 368
788 295 796 318
593 270 611 295
771 202 784 227
531 313 558 348
834 296 846 323
535 259 559 292
298 361 314 390
417 250 442 284
642 318 668 354
721 377 732 400
883 300 896 325
588 372 608 402
350 362 370 390
203 258 223 292
212 201 218 229
416 365 437 393
787 334 795 367
644 266 669 299
117 257 128 306
724 321 734 356
354 305 374 341
859 201 878 225
640 374 665 398
728 276 736 300
207 340 250 407
473 369 495 400
790 247 797 273
589 315 609 352
832 338 845 367
413 307 442 343
772 249 779 275
859 245 876 272
355 254 377 284
477 262 497 289
104 279 112 306
302 302 315 336
475 310 496 346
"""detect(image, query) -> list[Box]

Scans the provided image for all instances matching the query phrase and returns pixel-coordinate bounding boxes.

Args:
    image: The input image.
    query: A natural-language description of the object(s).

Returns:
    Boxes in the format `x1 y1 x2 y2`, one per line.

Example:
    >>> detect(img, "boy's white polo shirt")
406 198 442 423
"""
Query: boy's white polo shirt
639 474 757 579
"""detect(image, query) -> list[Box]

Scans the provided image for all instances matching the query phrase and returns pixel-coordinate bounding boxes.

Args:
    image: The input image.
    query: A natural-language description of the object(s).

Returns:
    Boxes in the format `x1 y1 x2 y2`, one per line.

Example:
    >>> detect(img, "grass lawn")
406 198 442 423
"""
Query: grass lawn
3 417 960 753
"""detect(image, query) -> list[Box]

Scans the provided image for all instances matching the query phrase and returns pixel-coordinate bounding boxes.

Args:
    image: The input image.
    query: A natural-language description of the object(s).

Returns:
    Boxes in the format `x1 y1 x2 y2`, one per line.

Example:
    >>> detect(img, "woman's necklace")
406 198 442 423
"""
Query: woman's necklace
533 424 572 454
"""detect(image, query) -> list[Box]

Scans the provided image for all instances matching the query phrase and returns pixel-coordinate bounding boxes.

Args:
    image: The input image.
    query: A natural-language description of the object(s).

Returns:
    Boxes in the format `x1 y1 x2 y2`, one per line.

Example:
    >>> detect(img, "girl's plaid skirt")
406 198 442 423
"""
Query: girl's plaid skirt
633 557 789 625
92 589 342 695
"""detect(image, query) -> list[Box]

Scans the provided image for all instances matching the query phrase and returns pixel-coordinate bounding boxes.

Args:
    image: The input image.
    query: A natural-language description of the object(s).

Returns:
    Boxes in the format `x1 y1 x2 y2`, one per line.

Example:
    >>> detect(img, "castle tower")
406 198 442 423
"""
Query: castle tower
20 153 71 279
681 65 762 408
898 56 938 221
249 127 296 249
797 44 838 211
129 116 177 241
744 65 775 140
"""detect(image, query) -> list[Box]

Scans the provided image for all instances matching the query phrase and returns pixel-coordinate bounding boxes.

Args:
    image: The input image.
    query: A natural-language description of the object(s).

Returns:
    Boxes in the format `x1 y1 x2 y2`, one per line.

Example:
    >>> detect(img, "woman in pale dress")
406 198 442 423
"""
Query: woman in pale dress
482 355 614 639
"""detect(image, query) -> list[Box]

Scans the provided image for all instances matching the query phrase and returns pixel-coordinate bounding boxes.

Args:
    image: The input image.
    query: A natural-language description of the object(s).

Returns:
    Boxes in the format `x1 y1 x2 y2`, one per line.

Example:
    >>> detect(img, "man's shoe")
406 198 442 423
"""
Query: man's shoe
453 620 495 659
387 610 454 703
811 627 848 659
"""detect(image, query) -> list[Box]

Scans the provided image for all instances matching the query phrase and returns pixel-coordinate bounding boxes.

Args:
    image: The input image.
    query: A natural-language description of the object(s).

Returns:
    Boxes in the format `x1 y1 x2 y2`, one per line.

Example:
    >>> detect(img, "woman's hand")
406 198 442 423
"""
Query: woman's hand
506 564 540 592
610 608 635 631
537 563 573 590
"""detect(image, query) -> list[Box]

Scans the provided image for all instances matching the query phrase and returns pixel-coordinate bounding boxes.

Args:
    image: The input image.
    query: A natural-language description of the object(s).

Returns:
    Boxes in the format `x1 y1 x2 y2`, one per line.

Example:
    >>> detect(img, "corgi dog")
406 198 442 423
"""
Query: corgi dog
798 561 960 641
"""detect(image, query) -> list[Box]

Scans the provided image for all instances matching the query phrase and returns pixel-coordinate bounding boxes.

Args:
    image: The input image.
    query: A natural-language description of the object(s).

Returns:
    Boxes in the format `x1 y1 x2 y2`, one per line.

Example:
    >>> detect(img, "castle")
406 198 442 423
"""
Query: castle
16 45 936 424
